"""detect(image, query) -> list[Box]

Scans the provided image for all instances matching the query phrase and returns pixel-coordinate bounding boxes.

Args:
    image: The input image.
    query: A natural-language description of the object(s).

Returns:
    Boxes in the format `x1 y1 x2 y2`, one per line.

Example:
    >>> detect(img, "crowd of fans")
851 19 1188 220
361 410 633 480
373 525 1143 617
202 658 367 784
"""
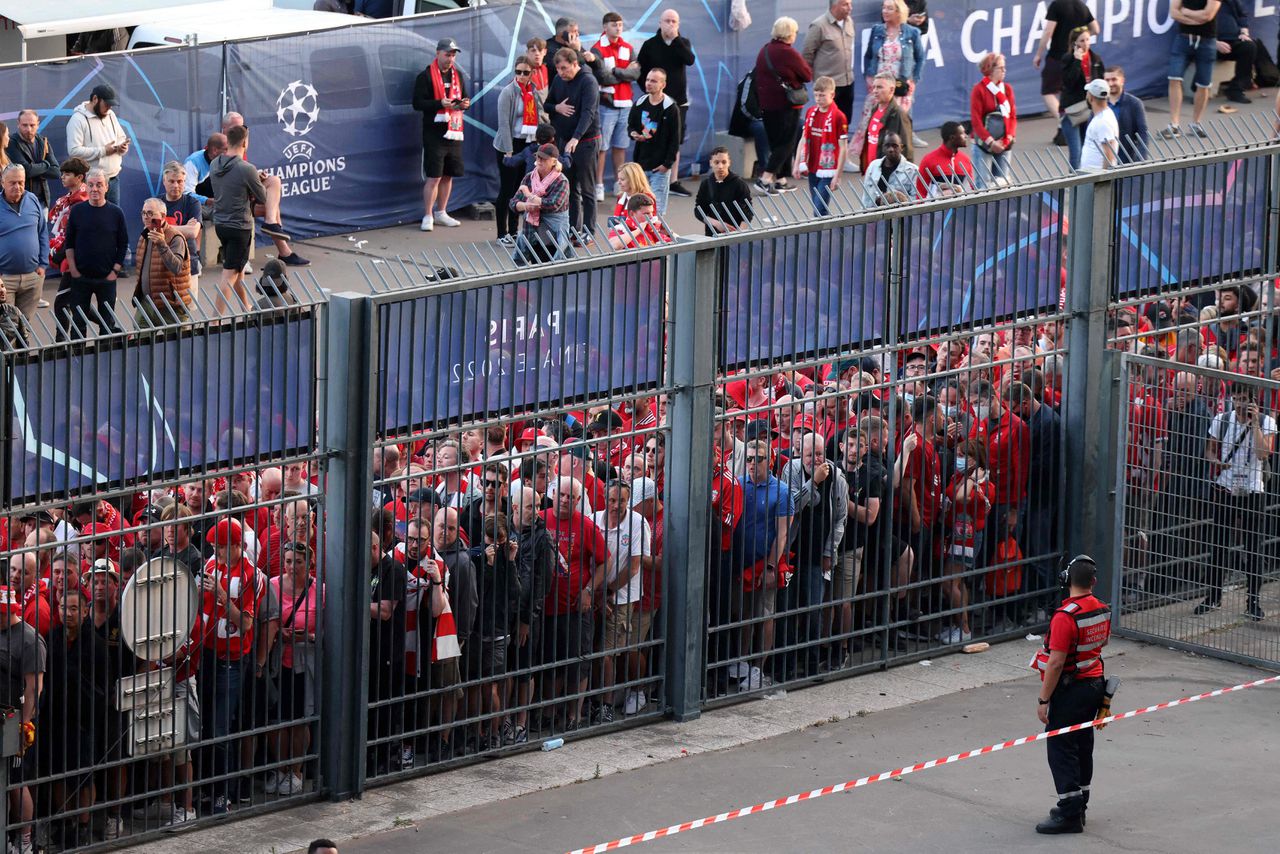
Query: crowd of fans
0 92 307 344
2 274 1278 849
2 5 1280 851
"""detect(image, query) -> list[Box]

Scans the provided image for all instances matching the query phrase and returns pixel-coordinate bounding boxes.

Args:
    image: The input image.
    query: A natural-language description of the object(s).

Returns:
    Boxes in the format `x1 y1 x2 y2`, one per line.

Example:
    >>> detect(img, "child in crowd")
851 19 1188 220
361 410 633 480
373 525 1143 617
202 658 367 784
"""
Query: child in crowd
793 76 848 217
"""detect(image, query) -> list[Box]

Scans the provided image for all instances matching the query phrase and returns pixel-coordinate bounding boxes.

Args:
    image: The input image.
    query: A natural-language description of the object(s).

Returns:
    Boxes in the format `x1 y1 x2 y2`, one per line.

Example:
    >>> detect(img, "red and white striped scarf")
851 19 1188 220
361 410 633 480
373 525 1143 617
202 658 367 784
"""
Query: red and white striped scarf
983 77 1011 118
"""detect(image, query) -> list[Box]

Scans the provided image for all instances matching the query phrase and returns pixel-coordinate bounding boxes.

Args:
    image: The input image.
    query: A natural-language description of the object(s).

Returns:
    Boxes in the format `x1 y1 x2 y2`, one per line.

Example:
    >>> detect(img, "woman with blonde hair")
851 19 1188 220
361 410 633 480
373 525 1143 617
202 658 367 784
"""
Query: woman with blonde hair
852 0 924 166
611 163 654 223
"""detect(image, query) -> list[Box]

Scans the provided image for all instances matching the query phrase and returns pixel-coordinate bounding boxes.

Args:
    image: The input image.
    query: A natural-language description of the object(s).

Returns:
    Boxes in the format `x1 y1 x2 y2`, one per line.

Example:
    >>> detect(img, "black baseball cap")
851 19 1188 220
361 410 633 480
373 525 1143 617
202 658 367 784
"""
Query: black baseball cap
91 84 118 106
436 37 461 53
744 420 779 440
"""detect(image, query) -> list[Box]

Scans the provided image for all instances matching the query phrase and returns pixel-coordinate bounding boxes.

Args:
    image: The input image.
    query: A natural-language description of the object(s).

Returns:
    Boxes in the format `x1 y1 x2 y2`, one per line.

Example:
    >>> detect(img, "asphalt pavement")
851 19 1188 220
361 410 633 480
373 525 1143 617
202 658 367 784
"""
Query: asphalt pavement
331 642 1279 854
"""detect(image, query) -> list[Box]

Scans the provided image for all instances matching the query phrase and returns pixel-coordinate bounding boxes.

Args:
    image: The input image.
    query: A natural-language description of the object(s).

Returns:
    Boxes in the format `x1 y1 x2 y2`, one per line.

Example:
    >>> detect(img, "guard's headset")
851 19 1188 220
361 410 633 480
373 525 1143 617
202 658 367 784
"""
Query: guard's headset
1059 554 1098 588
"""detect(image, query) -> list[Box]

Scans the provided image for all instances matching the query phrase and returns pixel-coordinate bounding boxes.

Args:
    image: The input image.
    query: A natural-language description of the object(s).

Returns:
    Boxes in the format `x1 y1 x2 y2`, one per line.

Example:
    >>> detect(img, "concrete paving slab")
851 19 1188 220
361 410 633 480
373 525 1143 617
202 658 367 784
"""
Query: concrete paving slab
328 644 1279 854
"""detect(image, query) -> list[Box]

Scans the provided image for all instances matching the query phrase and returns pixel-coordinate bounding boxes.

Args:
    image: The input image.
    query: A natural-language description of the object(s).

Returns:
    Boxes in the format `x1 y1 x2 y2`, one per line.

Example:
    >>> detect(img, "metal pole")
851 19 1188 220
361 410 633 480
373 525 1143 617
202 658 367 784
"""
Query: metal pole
319 293 377 800
1063 180 1120 594
663 243 718 721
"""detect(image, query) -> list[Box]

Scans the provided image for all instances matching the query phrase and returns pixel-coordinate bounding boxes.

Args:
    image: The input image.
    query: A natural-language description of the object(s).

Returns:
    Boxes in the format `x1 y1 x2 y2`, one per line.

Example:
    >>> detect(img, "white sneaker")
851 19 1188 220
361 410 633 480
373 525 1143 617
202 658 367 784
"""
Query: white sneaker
739 665 763 691
164 806 197 828
277 773 304 795
263 770 281 794
104 815 123 840
959 630 973 643
420 215 434 232
843 160 860 174
594 183 605 202
612 181 622 196
434 211 461 228
727 661 750 679
624 690 647 715
400 745 415 769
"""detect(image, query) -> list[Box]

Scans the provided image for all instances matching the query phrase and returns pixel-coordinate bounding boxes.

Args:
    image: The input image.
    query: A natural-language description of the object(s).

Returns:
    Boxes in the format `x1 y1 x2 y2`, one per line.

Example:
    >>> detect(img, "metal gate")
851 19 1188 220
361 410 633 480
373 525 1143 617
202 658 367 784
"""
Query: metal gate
1114 352 1280 669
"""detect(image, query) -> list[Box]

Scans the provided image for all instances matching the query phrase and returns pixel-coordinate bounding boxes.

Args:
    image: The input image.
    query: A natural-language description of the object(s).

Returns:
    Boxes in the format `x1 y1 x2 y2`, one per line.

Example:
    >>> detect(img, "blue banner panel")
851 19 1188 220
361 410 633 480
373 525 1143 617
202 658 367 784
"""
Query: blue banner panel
378 259 666 432
0 46 223 249
722 222 889 366
7 318 314 502
902 190 1065 334
1112 156 1269 296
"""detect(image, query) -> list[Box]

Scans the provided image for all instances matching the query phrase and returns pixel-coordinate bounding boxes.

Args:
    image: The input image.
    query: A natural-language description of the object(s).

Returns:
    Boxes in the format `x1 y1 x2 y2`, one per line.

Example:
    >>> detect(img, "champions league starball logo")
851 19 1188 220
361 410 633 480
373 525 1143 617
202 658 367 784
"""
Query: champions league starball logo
276 80 320 138
266 79 347 196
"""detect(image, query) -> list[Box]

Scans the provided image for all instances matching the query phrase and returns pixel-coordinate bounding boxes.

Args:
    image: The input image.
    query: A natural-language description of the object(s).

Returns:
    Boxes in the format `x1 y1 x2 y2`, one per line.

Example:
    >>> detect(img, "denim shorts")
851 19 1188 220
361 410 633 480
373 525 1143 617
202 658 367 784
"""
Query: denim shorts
1168 34 1219 89
599 104 631 150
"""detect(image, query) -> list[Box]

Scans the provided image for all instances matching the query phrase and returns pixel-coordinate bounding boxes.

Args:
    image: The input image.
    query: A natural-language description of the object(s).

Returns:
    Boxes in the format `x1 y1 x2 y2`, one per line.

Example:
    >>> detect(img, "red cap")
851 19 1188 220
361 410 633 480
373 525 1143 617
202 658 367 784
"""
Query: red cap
517 427 545 446
80 521 115 537
206 518 244 547
792 413 817 433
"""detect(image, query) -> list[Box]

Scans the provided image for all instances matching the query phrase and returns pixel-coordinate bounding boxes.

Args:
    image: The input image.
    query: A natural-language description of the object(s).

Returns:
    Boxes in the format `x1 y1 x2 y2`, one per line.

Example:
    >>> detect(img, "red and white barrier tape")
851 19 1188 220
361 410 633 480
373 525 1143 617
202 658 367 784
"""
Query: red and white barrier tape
566 673 1280 854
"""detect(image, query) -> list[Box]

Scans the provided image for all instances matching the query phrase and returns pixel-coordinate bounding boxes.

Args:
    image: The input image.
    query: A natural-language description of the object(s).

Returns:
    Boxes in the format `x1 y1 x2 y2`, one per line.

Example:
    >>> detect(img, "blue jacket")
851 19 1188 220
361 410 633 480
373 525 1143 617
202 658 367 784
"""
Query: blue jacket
1216 0 1248 41
862 23 925 82
1109 92 1149 163
0 190 50 274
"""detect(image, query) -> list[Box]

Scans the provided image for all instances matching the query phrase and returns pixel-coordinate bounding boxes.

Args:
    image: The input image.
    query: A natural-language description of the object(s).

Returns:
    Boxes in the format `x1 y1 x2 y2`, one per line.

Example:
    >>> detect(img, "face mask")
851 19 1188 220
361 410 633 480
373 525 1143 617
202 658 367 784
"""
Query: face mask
955 455 968 471
940 404 958 418
974 404 991 422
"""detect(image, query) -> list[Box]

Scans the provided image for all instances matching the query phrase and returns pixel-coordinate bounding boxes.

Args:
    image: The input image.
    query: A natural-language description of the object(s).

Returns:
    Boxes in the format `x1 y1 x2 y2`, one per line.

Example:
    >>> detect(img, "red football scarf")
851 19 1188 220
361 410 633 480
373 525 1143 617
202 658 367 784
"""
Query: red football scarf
431 60 464 140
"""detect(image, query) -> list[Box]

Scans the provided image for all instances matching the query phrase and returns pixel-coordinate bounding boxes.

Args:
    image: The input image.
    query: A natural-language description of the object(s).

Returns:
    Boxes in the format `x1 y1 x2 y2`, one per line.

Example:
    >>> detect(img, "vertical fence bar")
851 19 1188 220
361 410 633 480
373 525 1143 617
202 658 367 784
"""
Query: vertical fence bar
1063 179 1120 594
664 243 719 721
320 293 376 799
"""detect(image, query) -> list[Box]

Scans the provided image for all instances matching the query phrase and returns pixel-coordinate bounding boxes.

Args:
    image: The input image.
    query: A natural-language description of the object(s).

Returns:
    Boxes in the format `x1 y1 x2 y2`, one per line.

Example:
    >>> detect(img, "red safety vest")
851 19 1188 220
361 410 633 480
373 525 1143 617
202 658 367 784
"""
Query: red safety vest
1032 594 1110 679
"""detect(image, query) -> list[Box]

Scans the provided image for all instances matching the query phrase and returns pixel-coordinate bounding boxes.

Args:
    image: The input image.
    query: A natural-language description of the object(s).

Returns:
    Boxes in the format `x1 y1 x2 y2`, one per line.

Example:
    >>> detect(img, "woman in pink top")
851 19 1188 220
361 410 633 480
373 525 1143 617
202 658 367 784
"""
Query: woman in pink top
268 542 322 796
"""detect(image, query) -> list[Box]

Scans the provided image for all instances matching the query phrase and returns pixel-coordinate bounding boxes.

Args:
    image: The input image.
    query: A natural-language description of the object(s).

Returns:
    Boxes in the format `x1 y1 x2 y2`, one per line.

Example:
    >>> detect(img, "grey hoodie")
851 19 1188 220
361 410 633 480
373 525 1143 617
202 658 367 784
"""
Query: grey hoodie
208 153 267 230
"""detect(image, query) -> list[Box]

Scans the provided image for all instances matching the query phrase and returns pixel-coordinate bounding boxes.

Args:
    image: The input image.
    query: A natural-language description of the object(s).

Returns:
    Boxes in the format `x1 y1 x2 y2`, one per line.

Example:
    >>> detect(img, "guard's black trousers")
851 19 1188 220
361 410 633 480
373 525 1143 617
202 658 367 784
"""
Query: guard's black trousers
1046 676 1106 817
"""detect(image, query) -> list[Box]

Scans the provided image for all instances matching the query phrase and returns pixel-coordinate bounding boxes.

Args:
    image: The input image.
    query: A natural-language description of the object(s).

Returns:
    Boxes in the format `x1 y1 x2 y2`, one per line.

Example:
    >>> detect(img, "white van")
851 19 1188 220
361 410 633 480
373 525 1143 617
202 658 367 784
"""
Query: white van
0 0 363 64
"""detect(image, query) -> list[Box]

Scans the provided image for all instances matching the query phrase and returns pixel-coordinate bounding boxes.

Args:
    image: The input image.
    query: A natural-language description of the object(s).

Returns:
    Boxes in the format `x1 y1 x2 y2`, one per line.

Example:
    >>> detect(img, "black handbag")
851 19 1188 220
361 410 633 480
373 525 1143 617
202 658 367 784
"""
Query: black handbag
764 43 808 107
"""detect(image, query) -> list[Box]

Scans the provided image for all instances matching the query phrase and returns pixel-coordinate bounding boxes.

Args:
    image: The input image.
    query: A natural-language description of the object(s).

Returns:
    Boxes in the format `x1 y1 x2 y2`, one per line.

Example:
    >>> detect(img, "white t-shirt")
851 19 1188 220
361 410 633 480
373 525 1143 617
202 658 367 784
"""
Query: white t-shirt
592 509 651 606
1080 108 1119 171
1210 409 1278 494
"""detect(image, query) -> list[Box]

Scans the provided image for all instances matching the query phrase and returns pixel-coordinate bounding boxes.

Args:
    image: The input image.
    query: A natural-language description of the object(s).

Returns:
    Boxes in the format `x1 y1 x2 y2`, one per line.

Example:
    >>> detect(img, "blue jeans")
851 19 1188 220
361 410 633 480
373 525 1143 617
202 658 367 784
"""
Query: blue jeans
1168 33 1219 90
515 209 571 264
646 168 671 216
749 118 771 176
1060 114 1085 170
106 174 120 206
971 143 1011 188
808 175 833 216
199 653 246 803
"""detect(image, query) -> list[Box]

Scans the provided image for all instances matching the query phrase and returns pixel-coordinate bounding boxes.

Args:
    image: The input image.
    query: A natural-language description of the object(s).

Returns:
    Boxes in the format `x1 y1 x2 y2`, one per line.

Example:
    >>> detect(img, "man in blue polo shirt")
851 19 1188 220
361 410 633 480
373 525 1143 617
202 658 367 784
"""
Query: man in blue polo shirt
0 164 50 321
733 438 794 690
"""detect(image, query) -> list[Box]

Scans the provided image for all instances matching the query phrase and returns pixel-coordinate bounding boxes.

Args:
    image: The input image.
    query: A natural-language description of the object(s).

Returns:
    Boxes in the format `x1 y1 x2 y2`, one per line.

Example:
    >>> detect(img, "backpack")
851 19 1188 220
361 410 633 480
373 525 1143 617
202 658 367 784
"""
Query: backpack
728 70 761 138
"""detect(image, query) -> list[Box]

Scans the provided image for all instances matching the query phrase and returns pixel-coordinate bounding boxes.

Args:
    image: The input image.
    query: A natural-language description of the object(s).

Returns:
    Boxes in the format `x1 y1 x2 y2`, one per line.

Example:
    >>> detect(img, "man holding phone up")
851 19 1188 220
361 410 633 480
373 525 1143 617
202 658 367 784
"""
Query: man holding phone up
66 84 129 206
1197 381 1276 621
413 38 471 232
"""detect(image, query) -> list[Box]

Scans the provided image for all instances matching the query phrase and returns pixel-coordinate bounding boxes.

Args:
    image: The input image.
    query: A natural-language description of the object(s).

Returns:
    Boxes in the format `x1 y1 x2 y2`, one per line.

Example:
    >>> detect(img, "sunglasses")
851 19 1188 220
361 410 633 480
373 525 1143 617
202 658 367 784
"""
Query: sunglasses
484 479 501 487
514 69 532 76
745 455 764 463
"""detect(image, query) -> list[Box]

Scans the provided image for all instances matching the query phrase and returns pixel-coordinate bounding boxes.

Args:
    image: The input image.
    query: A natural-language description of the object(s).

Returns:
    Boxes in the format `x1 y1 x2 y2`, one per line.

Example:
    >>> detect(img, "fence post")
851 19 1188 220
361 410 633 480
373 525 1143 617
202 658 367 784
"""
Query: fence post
1063 179 1121 595
663 243 719 721
320 293 376 800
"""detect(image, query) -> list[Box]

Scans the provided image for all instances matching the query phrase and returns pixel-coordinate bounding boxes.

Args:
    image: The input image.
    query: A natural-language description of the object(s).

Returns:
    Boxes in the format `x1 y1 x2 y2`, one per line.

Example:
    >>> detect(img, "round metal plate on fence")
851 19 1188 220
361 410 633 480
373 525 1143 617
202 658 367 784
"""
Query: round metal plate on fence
119 557 198 663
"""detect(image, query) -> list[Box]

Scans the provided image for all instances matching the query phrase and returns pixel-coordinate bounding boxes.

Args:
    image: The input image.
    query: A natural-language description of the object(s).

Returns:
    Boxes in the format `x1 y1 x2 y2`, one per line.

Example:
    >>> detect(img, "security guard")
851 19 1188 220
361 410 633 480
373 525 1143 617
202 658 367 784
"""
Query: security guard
1031 554 1110 834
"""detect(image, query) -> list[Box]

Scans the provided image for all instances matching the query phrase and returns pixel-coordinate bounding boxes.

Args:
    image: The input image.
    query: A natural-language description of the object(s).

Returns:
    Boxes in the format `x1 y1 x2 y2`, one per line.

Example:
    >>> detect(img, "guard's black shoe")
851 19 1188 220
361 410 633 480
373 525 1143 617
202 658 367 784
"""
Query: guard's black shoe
1036 812 1084 834
1050 805 1087 827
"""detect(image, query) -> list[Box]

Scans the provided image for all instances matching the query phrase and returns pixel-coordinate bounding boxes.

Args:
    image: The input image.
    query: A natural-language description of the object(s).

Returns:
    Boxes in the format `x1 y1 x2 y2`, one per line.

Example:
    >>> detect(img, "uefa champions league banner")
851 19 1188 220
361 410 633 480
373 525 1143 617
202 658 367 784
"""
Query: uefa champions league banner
807 0 1280 132
377 259 666 432
7 318 315 502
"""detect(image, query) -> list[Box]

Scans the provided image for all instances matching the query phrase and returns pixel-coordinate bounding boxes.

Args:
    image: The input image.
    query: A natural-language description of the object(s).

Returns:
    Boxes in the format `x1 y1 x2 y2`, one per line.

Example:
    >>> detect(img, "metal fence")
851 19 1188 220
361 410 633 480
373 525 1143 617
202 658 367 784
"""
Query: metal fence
4 135 1280 851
